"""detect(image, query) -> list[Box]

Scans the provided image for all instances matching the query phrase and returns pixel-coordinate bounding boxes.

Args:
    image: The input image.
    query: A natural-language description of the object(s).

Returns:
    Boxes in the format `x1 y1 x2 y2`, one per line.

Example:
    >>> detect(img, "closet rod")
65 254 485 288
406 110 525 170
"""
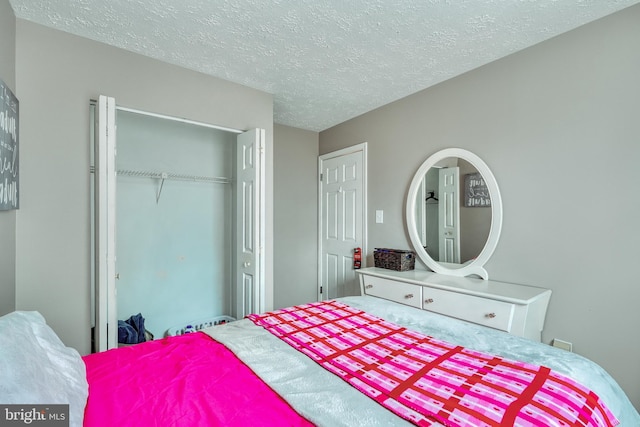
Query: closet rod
117 169 232 185
116 106 243 135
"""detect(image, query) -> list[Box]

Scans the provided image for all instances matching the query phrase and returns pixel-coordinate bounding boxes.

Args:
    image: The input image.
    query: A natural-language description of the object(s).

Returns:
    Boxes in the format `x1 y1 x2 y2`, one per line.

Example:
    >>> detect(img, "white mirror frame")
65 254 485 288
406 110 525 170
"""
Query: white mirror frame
406 148 502 280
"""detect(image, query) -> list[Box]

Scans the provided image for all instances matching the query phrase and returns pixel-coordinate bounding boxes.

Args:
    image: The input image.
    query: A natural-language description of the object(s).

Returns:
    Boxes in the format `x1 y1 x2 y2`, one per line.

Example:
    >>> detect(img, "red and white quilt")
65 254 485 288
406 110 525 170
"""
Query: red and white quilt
248 300 619 427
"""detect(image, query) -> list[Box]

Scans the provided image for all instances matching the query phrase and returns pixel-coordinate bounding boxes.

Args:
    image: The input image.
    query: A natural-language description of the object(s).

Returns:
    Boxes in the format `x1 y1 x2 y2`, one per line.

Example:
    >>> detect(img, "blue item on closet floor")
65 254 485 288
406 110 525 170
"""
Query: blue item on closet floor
118 313 146 344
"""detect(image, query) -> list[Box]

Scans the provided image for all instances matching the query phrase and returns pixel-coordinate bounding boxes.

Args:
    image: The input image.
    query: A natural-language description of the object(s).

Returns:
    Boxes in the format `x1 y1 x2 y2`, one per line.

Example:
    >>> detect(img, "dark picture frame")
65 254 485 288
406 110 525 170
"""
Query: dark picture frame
464 172 490 207
0 78 19 210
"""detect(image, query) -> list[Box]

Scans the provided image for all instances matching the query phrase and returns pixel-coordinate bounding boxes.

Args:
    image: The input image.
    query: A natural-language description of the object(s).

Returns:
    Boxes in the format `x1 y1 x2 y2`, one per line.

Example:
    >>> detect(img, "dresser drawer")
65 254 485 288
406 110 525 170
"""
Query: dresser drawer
422 287 515 332
362 276 422 309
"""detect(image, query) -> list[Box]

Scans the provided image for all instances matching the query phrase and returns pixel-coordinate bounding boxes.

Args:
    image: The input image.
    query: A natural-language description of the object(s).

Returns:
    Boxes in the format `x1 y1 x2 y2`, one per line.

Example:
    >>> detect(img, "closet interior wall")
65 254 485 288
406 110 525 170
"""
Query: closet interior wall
115 110 236 337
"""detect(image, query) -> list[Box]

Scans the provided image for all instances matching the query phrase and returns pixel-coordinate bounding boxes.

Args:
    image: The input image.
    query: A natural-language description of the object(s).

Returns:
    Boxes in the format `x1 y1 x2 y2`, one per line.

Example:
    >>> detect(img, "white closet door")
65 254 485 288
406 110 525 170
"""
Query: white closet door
235 129 265 318
95 95 118 351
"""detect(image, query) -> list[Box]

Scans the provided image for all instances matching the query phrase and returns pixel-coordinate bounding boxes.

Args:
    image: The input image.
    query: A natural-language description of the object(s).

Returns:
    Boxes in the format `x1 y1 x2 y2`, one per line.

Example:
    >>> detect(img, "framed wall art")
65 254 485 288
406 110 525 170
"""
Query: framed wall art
0 78 18 210
464 172 490 207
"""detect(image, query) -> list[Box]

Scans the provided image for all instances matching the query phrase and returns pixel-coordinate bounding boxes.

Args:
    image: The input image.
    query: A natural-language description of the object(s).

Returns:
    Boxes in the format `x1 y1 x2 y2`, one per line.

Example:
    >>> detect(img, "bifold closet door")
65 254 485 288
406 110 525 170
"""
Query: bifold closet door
235 128 265 318
94 95 118 352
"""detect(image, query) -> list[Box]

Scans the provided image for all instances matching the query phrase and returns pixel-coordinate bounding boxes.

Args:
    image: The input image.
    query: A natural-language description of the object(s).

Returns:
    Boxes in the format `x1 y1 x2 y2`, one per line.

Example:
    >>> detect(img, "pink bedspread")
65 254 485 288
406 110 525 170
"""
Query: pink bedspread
249 300 619 427
82 332 313 427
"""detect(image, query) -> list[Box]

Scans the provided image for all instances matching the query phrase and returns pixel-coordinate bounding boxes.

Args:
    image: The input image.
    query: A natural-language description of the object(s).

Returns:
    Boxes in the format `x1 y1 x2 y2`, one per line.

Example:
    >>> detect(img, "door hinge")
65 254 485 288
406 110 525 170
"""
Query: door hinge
320 286 323 294
320 173 323 182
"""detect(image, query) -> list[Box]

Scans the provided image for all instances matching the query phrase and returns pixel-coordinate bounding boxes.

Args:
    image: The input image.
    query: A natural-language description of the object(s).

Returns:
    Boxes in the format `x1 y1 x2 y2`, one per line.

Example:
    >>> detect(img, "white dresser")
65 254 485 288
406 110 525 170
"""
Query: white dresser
357 267 551 342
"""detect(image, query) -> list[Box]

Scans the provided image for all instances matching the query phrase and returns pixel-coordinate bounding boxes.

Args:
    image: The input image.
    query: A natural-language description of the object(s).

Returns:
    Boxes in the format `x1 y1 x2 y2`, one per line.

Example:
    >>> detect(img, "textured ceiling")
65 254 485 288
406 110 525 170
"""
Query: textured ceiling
8 0 640 131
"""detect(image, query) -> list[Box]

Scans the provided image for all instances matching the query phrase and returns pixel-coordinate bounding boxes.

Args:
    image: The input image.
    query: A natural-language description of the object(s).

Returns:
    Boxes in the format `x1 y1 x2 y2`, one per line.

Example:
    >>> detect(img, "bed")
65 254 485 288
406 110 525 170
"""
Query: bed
1 296 638 426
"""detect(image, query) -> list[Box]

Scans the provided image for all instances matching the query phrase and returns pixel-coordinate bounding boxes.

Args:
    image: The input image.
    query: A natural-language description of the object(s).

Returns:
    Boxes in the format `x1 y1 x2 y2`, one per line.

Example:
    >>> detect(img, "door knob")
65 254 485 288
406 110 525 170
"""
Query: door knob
243 261 251 268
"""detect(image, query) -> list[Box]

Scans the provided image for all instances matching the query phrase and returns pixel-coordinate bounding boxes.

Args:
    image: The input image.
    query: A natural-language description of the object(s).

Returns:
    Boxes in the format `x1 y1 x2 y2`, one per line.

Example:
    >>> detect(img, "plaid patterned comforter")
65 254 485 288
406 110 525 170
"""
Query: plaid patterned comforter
248 300 618 427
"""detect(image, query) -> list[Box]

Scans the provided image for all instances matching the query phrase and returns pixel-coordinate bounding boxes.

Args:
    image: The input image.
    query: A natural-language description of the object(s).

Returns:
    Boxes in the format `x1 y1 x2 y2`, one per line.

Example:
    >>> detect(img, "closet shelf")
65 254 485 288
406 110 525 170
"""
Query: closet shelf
117 169 232 185
116 169 232 203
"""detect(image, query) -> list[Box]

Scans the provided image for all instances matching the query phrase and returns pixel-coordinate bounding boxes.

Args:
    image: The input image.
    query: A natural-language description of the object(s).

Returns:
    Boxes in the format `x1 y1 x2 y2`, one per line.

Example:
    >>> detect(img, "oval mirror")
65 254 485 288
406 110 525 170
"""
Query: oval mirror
406 148 502 279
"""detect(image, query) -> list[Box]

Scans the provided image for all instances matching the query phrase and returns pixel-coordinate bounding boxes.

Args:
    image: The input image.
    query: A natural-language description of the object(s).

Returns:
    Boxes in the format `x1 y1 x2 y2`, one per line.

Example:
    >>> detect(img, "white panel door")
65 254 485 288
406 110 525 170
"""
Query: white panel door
438 167 460 263
319 145 366 300
235 129 265 318
95 95 118 351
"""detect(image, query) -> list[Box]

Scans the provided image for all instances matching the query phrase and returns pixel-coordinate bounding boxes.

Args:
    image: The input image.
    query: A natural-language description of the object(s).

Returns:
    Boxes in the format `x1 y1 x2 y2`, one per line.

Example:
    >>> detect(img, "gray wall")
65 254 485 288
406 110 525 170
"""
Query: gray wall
273 124 319 309
320 4 640 408
0 0 16 316
15 19 273 355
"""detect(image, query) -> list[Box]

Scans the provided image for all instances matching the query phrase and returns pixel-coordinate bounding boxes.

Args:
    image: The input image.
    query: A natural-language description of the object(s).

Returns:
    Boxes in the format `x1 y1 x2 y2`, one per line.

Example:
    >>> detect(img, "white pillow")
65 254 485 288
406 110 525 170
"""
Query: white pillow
0 311 89 427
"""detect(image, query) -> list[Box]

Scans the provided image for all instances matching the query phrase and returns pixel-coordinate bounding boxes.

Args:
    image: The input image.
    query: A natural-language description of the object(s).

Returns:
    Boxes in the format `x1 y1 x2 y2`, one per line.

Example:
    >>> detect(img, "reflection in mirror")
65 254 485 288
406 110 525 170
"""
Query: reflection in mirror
406 148 502 279
414 158 491 268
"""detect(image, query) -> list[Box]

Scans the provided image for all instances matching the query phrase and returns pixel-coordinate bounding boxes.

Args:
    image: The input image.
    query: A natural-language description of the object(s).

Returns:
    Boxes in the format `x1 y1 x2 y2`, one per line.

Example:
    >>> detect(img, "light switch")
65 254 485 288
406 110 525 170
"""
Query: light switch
375 210 384 223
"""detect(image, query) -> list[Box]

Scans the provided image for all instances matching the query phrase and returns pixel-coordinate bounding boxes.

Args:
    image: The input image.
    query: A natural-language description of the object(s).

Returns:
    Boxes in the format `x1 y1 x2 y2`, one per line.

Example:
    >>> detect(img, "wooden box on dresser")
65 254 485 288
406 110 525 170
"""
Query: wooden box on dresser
357 267 552 342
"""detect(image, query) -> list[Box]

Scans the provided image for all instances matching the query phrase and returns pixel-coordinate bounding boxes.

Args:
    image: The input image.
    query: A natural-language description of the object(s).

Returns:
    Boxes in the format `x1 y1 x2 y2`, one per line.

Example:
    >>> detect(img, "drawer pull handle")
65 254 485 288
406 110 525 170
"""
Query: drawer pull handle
424 298 434 304
365 284 373 289
404 294 414 299
485 313 496 319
